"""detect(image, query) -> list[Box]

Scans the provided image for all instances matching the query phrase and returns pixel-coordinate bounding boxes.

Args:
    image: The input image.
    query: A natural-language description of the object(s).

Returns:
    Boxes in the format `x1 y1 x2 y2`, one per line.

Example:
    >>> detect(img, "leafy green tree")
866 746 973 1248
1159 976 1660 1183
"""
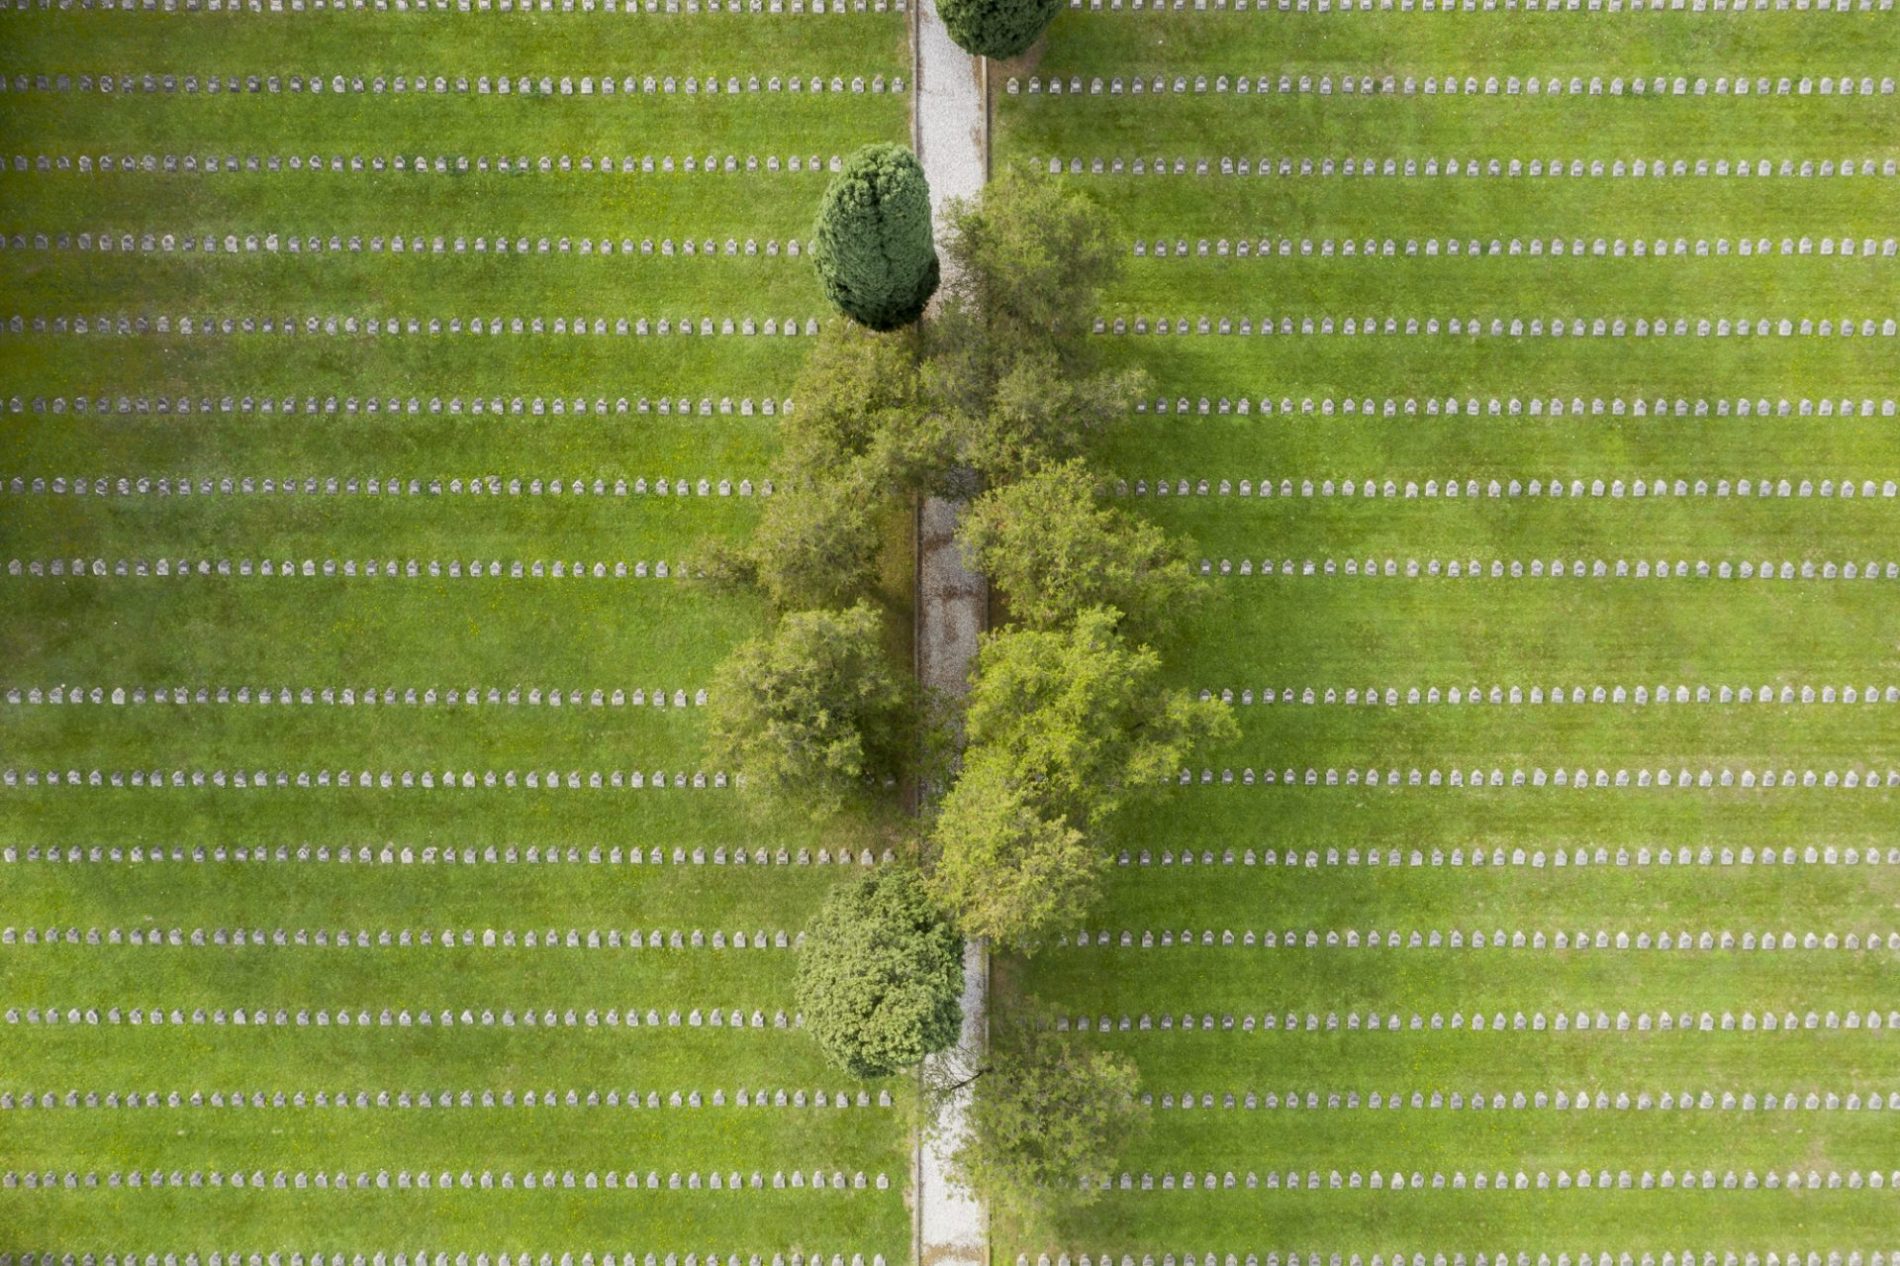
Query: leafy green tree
950 1019 1147 1228
798 866 965 1077
922 166 1146 480
743 470 887 612
957 351 1146 481
927 760 1095 950
929 608 1235 947
938 0 1063 60
959 461 1202 633
779 321 929 482
707 603 915 817
812 144 940 332
934 165 1123 361
725 322 956 611
780 320 957 496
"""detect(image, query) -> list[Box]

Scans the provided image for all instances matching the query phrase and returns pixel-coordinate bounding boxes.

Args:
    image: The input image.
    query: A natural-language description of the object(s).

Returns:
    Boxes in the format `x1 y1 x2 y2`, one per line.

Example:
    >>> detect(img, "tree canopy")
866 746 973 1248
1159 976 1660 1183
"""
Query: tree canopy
935 164 1124 361
706 602 915 818
958 461 1202 634
812 143 941 332
929 608 1235 948
937 0 1063 60
951 1019 1148 1229
797 866 965 1077
726 321 952 611
741 468 888 612
924 167 1146 484
778 320 931 482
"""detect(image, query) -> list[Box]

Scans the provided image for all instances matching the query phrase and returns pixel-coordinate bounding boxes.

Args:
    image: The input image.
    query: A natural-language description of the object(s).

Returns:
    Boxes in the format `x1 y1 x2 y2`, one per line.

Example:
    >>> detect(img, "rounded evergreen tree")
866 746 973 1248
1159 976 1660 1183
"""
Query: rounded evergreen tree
812 143 940 331
939 0 1061 59
797 866 965 1077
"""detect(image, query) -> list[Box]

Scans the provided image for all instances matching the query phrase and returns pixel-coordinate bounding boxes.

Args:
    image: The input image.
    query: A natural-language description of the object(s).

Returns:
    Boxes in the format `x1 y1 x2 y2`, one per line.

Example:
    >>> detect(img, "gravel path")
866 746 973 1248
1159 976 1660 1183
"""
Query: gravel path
915 0 988 219
913 1 990 1261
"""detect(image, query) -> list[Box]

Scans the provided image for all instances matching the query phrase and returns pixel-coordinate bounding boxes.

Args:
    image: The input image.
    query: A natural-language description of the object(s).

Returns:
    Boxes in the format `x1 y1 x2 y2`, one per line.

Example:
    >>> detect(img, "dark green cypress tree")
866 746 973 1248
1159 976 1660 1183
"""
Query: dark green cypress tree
811 143 940 332
939 0 1061 59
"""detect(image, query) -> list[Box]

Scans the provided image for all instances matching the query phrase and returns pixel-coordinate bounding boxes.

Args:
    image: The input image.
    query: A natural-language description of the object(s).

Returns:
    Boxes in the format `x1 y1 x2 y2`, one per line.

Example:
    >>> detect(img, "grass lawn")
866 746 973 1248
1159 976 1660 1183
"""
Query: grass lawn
0 1 916 1257
992 3 1900 1259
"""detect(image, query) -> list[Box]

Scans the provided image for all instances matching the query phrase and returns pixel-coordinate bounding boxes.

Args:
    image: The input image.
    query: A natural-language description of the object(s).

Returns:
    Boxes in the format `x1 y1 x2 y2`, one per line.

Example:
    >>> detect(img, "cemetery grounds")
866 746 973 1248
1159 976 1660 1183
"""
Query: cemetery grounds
993 1 1900 1259
0 0 915 1259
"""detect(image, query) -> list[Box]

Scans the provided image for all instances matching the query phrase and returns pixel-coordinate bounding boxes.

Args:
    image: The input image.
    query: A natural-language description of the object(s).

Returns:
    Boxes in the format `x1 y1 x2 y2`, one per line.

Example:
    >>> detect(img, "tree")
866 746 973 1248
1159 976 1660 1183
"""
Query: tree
798 866 965 1077
779 321 929 482
706 603 915 817
812 144 940 332
922 166 1146 478
958 351 1146 482
928 608 1235 947
742 470 887 612
958 461 1201 633
927 759 1097 951
950 1019 1147 1229
779 320 957 497
935 165 1123 360
726 322 956 612
938 0 1063 60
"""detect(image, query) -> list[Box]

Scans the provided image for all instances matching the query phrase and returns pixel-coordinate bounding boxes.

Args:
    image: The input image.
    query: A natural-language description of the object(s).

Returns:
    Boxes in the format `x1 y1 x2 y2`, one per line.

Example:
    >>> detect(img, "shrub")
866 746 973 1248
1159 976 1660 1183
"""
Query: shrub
812 144 940 331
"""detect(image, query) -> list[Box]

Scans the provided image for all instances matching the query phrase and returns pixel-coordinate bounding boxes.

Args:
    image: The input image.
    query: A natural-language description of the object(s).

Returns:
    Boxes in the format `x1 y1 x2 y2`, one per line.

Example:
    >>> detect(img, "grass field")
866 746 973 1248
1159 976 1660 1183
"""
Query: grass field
993 2 1900 1258
0 1 915 1257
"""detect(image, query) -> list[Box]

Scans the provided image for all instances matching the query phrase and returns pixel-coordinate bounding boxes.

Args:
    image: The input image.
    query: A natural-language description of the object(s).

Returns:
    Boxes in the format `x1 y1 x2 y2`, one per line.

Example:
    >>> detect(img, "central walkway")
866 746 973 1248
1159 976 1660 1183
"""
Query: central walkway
911 0 990 1261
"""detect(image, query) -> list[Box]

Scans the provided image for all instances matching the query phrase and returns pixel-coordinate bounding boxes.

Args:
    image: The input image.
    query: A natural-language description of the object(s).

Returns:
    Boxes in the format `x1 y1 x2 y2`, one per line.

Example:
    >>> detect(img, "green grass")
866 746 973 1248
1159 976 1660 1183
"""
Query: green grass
993 4 1900 1260
0 0 914 1256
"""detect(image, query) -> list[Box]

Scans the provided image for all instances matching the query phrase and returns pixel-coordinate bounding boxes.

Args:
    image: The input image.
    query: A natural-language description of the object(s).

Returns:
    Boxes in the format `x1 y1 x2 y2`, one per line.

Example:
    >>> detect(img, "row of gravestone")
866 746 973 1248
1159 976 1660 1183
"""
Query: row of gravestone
6 476 766 497
2 768 732 789
8 558 696 577
1068 0 1893 10
1024 1252 1886 1266
1131 477 1900 498
0 1169 890 1191
1055 928 1900 950
1014 72 1895 96
1203 685 1900 706
1175 766 1900 789
8 314 826 336
1197 557 1900 579
41 764 1897 794
2 844 890 865
1 926 804 948
1054 155 1899 179
1077 1169 1891 1192
1122 845 1900 867
17 0 904 10
8 152 846 175
6 1005 801 1027
1141 1088 1895 1111
1 74 905 96
1135 395 1898 417
6 233 810 258
1 1086 894 1109
1096 315 1900 337
1051 1009 1897 1032
1133 236 1899 258
0 1254 889 1266
6 686 713 706
10 396 795 416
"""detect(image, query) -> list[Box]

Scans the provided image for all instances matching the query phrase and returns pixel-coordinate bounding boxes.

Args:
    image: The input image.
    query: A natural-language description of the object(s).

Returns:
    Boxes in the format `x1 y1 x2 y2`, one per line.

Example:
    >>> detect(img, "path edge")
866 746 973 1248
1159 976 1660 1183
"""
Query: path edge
910 4 993 1263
